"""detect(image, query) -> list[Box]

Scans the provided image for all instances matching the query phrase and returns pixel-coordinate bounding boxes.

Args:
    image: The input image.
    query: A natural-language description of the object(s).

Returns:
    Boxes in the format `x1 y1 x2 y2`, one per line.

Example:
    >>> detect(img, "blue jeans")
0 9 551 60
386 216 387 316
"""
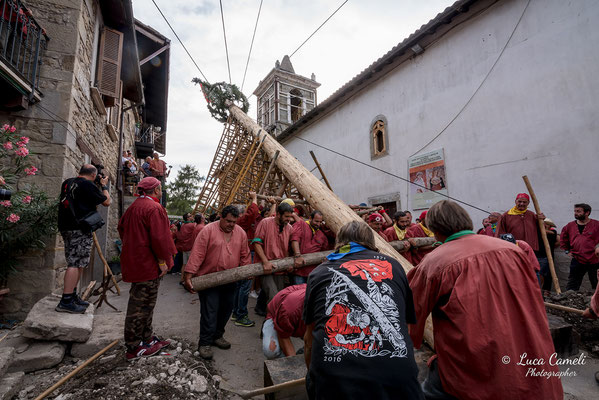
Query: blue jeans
262 318 283 359
232 279 252 318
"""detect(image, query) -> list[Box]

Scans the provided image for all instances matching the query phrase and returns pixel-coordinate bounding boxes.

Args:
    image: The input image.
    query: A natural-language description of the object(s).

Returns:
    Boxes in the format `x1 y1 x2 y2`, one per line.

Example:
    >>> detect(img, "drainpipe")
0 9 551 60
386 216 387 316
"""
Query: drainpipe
117 102 143 218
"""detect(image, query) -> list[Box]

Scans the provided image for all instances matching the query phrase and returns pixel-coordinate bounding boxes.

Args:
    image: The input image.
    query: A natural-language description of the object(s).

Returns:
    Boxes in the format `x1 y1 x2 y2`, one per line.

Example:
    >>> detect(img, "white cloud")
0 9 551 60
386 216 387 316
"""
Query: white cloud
132 0 455 180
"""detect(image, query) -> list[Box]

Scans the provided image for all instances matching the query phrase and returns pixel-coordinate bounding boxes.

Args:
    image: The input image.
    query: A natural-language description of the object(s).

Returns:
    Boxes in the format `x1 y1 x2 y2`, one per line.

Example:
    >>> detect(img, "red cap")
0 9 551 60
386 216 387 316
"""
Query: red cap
138 177 161 191
368 213 384 222
516 193 530 201
419 211 428 221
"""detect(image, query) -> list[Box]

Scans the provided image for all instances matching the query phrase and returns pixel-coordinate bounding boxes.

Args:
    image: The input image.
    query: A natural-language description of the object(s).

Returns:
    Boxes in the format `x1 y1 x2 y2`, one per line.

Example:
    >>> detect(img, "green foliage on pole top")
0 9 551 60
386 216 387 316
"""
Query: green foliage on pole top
192 79 249 123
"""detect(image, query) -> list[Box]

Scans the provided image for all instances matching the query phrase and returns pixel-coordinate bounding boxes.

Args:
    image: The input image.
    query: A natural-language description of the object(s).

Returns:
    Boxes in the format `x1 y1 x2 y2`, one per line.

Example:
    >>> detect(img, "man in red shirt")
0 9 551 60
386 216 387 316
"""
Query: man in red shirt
367 212 389 241
496 193 545 251
561 203 599 290
176 213 196 268
183 205 251 360
253 202 294 301
149 152 169 182
383 211 412 258
409 200 563 400
263 284 306 359
406 211 437 266
290 210 329 285
119 177 177 360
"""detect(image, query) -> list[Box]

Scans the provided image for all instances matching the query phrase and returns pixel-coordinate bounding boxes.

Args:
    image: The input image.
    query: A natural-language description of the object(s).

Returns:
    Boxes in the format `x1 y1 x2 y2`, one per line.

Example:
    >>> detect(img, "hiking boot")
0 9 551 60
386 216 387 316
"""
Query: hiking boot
199 345 213 360
230 314 237 321
126 342 162 361
234 315 255 327
213 337 231 350
74 293 90 308
55 300 87 314
145 335 171 350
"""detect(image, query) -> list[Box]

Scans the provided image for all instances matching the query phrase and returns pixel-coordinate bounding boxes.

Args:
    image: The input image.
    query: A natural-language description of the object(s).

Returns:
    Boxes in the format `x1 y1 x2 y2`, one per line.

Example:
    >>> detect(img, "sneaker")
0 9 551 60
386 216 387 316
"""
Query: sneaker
74 293 90 308
126 342 162 361
249 290 259 299
234 315 255 327
230 314 237 321
145 335 171 350
212 337 231 350
198 345 213 360
55 300 87 314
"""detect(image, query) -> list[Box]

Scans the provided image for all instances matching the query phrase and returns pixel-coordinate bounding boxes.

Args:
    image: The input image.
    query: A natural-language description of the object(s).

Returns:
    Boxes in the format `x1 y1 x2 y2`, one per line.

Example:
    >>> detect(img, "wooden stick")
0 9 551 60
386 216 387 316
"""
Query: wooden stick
356 206 383 216
240 378 306 399
92 232 121 296
522 176 561 294
191 238 434 291
256 194 308 205
309 150 332 192
257 150 280 195
81 280 96 301
544 302 585 316
34 340 119 400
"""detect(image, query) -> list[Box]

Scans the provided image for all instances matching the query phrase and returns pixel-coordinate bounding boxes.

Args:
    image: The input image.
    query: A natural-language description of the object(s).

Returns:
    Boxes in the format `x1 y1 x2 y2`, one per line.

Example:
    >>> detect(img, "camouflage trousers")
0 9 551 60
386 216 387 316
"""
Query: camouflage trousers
124 278 161 350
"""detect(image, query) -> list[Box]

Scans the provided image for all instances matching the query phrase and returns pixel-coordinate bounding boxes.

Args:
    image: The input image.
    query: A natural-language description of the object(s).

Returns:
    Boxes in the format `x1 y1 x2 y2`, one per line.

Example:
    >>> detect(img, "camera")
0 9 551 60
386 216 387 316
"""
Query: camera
0 188 11 200
93 163 106 186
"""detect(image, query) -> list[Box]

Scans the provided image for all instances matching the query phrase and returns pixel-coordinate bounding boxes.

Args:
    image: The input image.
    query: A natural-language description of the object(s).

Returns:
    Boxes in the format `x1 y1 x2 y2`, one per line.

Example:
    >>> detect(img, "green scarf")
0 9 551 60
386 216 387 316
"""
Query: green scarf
444 230 476 243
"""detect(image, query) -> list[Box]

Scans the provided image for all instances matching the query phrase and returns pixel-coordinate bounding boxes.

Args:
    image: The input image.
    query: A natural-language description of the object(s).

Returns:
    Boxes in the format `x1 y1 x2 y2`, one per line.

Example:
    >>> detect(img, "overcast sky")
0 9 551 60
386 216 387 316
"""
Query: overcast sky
132 0 455 181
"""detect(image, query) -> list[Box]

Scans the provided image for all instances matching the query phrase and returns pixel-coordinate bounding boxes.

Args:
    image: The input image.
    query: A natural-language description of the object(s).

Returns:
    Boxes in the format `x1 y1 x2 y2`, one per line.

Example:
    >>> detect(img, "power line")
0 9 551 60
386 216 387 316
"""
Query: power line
289 0 349 58
241 0 264 92
219 0 232 85
409 0 531 157
293 136 491 214
150 0 209 82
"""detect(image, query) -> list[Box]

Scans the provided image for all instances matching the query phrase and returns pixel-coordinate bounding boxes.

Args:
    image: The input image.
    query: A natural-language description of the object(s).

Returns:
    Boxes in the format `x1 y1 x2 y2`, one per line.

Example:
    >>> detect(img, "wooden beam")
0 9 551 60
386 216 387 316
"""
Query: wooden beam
139 43 170 66
309 150 332 191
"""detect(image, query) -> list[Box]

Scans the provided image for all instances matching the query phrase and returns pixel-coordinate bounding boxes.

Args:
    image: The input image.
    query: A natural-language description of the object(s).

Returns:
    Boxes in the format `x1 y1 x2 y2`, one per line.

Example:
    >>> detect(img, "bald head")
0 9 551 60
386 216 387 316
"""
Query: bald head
79 164 97 177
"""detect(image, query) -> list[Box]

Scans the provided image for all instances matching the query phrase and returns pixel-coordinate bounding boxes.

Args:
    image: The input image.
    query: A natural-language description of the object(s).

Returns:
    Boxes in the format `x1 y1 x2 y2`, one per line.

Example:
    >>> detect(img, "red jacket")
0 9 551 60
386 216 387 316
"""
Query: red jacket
118 196 177 283
237 203 260 250
560 219 599 264
176 222 196 252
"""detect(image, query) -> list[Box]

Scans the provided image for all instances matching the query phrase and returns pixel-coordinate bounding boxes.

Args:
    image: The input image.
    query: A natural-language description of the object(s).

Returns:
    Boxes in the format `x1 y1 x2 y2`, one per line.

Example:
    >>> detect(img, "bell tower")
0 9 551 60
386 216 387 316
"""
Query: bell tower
253 55 320 137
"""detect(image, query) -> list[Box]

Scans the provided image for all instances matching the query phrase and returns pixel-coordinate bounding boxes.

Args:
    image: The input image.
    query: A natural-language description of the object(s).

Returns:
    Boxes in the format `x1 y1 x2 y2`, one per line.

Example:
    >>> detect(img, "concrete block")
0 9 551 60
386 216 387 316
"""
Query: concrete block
23 294 95 343
8 341 66 373
0 372 25 400
71 313 124 358
264 355 307 400
547 314 579 358
0 347 15 379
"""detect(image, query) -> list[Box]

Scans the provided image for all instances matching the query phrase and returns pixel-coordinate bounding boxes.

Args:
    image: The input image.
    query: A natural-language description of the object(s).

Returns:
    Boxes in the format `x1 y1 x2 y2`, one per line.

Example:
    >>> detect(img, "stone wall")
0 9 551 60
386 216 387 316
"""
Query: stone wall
0 0 139 319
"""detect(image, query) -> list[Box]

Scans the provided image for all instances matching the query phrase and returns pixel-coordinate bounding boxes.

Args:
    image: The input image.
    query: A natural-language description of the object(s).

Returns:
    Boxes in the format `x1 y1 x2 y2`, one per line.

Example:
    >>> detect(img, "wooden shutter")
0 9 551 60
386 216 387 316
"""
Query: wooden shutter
96 27 123 98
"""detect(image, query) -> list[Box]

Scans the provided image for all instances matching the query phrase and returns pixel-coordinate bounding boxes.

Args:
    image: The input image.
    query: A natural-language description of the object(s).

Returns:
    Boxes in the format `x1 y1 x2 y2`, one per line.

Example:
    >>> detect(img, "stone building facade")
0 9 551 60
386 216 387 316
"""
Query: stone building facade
0 0 170 318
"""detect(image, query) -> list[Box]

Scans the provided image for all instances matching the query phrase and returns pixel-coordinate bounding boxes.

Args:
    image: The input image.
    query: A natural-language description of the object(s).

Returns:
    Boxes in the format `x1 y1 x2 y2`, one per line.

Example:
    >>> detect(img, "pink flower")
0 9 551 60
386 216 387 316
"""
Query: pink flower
19 136 29 144
22 196 32 204
2 124 9 131
6 213 20 223
24 166 38 176
15 147 28 157
9 126 16 132
3 142 13 150
0 200 11 207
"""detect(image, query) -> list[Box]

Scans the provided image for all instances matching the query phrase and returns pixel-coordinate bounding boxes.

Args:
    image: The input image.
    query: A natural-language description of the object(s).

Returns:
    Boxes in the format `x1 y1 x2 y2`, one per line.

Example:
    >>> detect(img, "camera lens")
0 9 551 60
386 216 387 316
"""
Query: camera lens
0 188 12 200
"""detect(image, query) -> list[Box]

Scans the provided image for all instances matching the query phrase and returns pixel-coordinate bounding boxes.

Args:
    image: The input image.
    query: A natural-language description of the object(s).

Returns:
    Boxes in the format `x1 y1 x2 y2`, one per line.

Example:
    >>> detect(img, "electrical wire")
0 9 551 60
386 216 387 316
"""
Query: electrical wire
409 0 531 157
241 0 264 92
289 0 349 58
219 0 232 85
292 135 491 214
150 0 209 82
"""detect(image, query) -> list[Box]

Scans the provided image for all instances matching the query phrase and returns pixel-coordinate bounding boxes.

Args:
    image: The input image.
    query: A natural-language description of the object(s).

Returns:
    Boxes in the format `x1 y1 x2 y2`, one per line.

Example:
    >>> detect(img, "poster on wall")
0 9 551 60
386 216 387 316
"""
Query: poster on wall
408 149 448 210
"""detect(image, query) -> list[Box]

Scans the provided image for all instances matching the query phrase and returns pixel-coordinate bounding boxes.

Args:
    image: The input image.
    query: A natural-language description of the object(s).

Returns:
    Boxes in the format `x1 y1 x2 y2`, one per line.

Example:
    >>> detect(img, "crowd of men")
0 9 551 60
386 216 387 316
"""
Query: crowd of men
57 164 599 398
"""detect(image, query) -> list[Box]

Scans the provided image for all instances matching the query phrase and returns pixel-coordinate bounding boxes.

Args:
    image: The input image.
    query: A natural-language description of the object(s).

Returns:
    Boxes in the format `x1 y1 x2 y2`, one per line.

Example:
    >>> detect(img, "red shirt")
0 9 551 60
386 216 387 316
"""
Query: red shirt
254 216 292 260
408 234 563 400
560 219 599 264
516 240 540 271
175 222 196 252
237 203 260 250
266 284 306 339
193 223 205 241
496 211 540 251
118 196 176 283
149 159 167 177
290 221 329 277
405 224 434 266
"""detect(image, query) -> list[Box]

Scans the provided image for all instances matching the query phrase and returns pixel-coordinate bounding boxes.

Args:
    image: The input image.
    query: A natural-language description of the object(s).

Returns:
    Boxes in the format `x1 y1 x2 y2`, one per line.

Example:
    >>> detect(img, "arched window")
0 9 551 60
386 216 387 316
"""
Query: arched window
371 118 388 158
290 88 303 122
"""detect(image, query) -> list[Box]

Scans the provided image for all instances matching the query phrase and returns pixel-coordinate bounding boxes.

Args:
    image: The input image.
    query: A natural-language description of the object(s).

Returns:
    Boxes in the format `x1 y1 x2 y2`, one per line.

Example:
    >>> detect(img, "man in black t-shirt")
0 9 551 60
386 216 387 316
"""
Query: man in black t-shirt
303 221 423 400
57 164 110 313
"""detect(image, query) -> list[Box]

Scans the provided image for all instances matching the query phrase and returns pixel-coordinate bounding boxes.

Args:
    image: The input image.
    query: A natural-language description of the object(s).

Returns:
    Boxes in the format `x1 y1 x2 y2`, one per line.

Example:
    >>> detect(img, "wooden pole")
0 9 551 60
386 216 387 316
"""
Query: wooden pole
309 150 332 191
257 150 280 195
256 194 308 205
92 232 121 296
81 280 96 301
192 238 434 291
227 102 434 347
356 206 383 216
544 302 584 316
240 378 306 399
34 340 119 400
522 176 561 294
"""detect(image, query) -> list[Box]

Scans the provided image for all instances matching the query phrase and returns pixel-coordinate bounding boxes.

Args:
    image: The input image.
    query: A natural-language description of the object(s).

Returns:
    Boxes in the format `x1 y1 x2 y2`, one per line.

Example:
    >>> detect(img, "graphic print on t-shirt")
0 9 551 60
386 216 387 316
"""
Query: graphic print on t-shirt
323 259 408 358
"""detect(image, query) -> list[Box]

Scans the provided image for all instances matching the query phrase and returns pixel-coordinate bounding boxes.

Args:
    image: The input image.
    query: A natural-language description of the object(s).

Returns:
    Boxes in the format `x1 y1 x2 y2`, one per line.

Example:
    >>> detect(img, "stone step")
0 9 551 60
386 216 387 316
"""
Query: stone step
0 347 15 380
263 355 307 400
8 341 67 373
547 313 580 357
0 372 25 400
23 293 95 343
71 313 124 358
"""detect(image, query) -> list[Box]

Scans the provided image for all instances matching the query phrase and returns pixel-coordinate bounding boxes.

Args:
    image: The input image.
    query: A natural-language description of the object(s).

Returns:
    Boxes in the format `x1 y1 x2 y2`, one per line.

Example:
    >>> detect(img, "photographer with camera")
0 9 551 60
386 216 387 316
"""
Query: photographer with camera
57 164 111 313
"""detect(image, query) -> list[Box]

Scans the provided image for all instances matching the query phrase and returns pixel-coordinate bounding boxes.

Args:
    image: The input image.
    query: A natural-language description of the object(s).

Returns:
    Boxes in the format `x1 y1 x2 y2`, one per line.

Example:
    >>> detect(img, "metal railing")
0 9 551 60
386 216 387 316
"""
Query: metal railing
0 0 48 99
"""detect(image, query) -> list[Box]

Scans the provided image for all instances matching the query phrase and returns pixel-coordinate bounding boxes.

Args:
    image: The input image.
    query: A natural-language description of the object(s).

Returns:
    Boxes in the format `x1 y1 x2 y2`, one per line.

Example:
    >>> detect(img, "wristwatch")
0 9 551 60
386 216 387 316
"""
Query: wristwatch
102 186 109 192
